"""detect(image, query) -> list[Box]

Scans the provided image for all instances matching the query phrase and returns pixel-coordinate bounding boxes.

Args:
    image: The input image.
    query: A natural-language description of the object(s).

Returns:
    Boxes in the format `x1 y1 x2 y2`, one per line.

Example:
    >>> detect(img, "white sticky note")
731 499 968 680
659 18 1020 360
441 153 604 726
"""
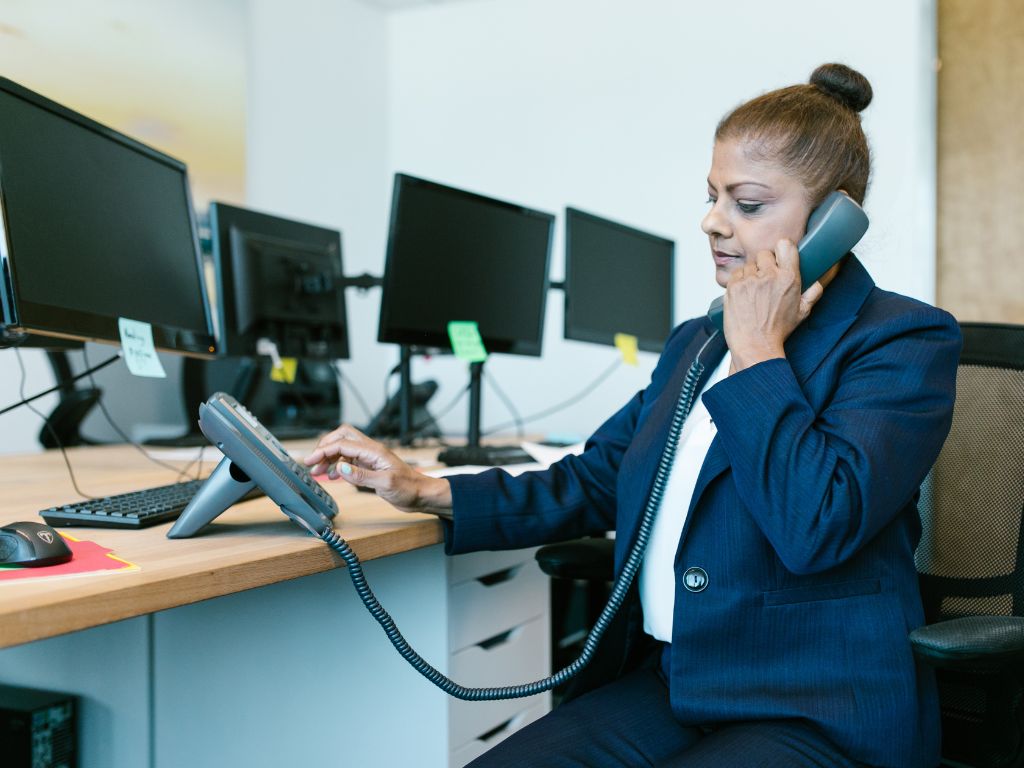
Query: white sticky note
117 318 167 378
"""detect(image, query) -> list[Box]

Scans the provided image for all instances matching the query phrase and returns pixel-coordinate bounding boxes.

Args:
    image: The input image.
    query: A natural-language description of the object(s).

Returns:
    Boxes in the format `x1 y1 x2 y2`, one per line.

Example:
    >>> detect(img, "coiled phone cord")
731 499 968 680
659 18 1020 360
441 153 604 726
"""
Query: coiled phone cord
321 332 718 701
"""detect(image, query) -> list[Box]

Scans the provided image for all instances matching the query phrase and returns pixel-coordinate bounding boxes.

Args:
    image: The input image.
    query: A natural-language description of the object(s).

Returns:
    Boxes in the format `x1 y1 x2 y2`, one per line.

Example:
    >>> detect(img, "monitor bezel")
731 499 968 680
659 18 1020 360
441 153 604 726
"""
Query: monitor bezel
377 173 555 357
563 206 675 354
0 76 216 357
208 201 350 360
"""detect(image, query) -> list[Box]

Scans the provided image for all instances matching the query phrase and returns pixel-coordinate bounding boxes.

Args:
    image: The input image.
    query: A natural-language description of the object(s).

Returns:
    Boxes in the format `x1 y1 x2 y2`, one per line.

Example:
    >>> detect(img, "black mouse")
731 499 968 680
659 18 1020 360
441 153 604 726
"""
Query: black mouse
0 521 73 567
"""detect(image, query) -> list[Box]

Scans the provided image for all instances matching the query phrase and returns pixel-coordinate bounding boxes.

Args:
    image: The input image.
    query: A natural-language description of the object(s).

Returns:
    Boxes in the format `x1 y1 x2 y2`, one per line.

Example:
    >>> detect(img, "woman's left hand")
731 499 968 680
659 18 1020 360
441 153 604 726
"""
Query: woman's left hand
723 238 825 373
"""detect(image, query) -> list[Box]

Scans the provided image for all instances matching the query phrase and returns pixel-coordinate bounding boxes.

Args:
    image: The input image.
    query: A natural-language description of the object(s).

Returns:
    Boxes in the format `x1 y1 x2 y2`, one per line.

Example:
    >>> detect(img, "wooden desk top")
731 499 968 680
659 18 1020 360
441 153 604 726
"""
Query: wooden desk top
0 442 445 650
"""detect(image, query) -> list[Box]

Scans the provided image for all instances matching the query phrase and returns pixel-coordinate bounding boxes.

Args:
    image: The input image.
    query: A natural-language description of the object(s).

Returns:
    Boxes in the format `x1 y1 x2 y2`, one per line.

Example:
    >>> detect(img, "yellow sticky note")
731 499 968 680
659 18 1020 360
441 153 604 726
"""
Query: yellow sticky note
269 357 298 383
614 333 639 366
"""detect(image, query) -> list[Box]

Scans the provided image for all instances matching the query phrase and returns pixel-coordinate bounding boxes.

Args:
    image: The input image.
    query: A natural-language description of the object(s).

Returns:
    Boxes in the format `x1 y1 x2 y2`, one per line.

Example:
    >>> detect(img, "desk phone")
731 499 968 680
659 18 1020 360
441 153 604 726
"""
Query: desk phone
167 392 336 538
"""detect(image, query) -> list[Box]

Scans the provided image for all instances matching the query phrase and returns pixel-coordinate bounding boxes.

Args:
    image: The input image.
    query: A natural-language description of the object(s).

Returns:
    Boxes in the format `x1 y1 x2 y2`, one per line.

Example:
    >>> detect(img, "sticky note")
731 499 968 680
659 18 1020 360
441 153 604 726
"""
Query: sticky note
614 333 639 366
270 357 298 384
118 318 167 378
447 321 488 362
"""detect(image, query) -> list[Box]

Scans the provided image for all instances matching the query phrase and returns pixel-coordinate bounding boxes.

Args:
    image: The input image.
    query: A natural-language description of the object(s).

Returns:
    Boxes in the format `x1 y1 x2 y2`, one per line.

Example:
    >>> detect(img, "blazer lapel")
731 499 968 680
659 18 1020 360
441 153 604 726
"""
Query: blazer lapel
680 255 876 536
617 323 727 558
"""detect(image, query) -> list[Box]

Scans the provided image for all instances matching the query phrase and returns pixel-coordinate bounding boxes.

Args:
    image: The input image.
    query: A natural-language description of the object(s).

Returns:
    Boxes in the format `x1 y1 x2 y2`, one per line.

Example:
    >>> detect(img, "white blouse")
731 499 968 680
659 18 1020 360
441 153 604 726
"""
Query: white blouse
638 352 731 642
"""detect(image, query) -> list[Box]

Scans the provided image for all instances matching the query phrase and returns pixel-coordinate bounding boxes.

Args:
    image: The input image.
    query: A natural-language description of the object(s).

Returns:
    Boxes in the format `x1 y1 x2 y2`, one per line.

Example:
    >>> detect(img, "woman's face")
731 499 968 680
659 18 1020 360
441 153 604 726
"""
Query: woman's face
701 137 814 289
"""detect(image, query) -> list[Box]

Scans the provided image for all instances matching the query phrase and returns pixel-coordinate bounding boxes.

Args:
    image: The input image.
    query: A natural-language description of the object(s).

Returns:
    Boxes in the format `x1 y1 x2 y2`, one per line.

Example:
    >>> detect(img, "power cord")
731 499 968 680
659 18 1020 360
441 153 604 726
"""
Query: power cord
13 348 98 500
321 332 719 701
0 350 121 416
403 382 469 443
333 363 375 423
483 371 524 438
81 346 205 482
482 357 622 437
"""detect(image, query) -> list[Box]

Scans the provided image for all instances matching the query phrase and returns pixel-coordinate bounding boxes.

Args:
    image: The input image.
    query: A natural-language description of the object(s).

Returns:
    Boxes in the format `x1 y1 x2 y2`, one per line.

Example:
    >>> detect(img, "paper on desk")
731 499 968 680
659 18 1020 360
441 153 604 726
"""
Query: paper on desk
145 446 225 463
520 441 585 466
0 534 139 585
425 463 546 478
145 445 307 464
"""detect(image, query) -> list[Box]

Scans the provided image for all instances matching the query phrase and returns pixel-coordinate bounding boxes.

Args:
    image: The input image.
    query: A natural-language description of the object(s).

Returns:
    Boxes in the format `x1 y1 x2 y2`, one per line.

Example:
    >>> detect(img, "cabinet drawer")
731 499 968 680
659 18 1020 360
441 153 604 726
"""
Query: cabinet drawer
448 560 548 652
449 701 548 768
448 547 537 586
448 616 549 747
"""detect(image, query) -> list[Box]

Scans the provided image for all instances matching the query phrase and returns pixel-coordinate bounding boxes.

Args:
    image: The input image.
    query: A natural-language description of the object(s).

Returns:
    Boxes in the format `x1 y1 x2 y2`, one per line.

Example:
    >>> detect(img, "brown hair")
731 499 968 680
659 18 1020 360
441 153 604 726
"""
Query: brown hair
715 63 873 205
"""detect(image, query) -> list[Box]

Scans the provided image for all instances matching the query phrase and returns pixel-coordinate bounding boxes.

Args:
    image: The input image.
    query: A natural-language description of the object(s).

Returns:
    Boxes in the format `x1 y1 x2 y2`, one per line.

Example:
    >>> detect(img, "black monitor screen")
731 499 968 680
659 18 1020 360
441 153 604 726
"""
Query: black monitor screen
378 174 554 356
210 202 349 360
0 77 213 354
564 207 674 353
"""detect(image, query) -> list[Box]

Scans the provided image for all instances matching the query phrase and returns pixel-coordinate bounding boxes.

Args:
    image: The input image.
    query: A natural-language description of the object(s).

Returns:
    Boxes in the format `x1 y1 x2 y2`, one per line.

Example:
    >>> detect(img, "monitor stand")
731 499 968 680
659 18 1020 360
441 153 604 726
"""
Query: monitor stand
435 360 532 467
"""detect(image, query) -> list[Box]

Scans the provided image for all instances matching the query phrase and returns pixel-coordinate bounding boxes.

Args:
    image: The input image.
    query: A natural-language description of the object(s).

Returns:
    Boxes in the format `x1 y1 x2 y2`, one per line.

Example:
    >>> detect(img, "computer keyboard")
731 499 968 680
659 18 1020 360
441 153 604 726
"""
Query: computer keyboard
39 478 265 529
436 444 535 467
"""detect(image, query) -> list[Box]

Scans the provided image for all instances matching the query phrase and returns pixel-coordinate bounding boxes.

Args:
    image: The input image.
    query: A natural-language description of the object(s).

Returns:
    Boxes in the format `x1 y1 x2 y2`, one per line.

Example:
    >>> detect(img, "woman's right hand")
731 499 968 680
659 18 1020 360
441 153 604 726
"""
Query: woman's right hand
303 425 453 516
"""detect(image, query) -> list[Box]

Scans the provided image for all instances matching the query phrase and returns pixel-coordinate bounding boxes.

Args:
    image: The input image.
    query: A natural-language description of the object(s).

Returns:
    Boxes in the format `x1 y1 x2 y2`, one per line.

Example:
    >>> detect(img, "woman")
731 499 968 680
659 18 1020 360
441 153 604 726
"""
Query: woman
305 64 960 767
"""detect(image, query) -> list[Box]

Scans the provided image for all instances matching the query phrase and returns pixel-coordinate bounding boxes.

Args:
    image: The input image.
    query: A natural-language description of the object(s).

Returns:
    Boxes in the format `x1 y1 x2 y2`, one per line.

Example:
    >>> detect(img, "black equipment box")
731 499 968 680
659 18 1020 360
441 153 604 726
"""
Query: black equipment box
0 684 77 768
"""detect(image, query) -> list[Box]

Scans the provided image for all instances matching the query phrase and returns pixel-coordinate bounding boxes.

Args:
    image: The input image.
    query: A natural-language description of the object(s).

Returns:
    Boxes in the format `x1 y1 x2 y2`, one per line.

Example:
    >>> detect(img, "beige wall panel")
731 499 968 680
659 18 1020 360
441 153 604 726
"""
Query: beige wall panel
938 0 1024 322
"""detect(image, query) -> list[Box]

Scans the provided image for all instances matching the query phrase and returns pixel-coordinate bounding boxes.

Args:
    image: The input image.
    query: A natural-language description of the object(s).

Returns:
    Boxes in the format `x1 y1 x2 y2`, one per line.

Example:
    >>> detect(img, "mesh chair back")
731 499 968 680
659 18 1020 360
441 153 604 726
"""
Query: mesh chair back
916 323 1024 620
914 322 1024 768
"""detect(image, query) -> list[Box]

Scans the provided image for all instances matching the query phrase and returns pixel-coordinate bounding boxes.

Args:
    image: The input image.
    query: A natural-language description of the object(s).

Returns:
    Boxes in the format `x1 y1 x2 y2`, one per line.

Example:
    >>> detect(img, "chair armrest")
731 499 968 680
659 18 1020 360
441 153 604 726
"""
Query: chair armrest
535 537 615 581
909 616 1024 669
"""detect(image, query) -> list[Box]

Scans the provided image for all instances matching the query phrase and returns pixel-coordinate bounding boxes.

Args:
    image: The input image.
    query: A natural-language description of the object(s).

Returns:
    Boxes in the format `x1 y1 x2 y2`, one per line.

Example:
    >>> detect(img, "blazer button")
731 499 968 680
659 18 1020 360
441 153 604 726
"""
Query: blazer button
683 567 708 592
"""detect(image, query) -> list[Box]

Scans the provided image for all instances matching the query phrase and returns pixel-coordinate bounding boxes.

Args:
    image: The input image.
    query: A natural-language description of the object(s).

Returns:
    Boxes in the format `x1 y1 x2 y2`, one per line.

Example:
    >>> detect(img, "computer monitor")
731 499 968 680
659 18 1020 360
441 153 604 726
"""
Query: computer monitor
377 174 555 356
564 207 675 353
0 76 215 356
209 202 350 361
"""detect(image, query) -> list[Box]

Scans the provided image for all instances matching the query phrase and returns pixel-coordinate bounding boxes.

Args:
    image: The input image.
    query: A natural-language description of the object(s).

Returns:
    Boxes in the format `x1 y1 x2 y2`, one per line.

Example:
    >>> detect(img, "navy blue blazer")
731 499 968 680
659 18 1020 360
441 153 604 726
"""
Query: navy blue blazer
445 256 961 768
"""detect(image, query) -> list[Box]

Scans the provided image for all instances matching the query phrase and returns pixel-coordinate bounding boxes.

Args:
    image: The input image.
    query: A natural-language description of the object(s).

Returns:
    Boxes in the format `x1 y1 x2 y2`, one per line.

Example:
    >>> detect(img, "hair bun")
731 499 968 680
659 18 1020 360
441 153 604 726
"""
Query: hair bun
810 63 872 113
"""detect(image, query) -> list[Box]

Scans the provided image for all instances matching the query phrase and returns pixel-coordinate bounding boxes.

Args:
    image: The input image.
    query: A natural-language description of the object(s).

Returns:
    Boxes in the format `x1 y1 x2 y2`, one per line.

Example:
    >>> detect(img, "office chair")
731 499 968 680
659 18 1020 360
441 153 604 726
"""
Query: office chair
910 321 1024 768
536 321 1024 766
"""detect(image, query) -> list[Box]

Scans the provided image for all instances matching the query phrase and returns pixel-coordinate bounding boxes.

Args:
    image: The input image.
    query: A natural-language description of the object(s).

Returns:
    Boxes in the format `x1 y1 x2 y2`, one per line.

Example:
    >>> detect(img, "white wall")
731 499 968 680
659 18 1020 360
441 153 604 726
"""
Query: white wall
3 0 937 453
246 0 395 430
380 0 938 439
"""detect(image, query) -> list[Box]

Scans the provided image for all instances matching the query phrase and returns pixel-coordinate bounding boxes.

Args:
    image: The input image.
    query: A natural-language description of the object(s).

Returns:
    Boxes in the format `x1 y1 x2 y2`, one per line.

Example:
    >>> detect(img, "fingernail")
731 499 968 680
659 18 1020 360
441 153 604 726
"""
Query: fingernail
327 468 338 480
340 463 352 476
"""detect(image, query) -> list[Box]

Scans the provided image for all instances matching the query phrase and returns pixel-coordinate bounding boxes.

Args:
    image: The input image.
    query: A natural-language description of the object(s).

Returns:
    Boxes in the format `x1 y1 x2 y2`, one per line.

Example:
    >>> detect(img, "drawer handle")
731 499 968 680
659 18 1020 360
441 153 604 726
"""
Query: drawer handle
477 627 520 651
476 717 515 744
477 566 520 587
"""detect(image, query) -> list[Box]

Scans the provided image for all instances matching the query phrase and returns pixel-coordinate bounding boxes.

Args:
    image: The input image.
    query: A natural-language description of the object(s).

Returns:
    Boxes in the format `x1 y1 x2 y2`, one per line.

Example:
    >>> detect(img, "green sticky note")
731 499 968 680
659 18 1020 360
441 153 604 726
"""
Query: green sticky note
447 321 488 362
117 317 167 378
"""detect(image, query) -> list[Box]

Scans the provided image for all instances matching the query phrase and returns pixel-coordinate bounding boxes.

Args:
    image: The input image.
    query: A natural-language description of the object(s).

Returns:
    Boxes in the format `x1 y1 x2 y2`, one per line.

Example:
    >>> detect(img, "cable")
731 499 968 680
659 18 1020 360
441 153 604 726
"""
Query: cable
0 351 121 417
333 363 375 423
482 357 622 437
13 348 99 500
483 371 524 438
404 382 470 443
321 332 720 701
80 346 200 482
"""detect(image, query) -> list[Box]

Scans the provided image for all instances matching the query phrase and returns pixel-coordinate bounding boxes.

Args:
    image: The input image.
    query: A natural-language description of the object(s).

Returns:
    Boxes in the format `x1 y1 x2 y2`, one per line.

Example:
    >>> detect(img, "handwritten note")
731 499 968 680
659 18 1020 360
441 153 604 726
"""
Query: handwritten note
117 318 167 378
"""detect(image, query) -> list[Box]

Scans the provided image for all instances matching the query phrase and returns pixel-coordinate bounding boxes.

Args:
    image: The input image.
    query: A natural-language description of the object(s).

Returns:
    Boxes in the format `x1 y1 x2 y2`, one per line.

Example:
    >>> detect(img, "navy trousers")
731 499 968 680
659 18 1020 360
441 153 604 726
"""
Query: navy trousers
467 658 866 768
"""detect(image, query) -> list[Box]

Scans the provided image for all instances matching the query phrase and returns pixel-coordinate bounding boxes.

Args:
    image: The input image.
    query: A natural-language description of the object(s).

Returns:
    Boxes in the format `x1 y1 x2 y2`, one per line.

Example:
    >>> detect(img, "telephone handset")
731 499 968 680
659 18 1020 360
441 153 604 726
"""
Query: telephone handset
707 190 869 330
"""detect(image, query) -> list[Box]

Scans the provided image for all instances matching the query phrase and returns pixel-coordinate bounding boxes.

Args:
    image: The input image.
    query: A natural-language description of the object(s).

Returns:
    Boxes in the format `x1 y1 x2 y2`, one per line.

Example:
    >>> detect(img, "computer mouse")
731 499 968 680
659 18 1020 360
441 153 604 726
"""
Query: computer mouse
0 521 73 567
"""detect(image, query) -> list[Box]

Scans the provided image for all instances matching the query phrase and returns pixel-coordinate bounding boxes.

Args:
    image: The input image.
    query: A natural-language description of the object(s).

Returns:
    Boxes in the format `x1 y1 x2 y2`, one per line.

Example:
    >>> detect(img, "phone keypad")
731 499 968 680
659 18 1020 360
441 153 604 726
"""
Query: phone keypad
218 393 338 516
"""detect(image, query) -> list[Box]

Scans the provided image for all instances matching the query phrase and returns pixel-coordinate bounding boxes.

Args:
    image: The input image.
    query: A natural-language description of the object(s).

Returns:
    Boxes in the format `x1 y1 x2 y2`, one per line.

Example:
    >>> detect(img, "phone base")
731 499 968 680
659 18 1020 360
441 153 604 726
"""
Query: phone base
167 457 257 538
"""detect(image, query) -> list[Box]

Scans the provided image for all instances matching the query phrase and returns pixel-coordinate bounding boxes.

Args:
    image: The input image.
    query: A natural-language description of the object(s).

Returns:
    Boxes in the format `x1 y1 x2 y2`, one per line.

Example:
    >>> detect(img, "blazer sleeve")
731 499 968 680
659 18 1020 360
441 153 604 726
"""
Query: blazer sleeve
444 319 703 555
702 304 961 575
